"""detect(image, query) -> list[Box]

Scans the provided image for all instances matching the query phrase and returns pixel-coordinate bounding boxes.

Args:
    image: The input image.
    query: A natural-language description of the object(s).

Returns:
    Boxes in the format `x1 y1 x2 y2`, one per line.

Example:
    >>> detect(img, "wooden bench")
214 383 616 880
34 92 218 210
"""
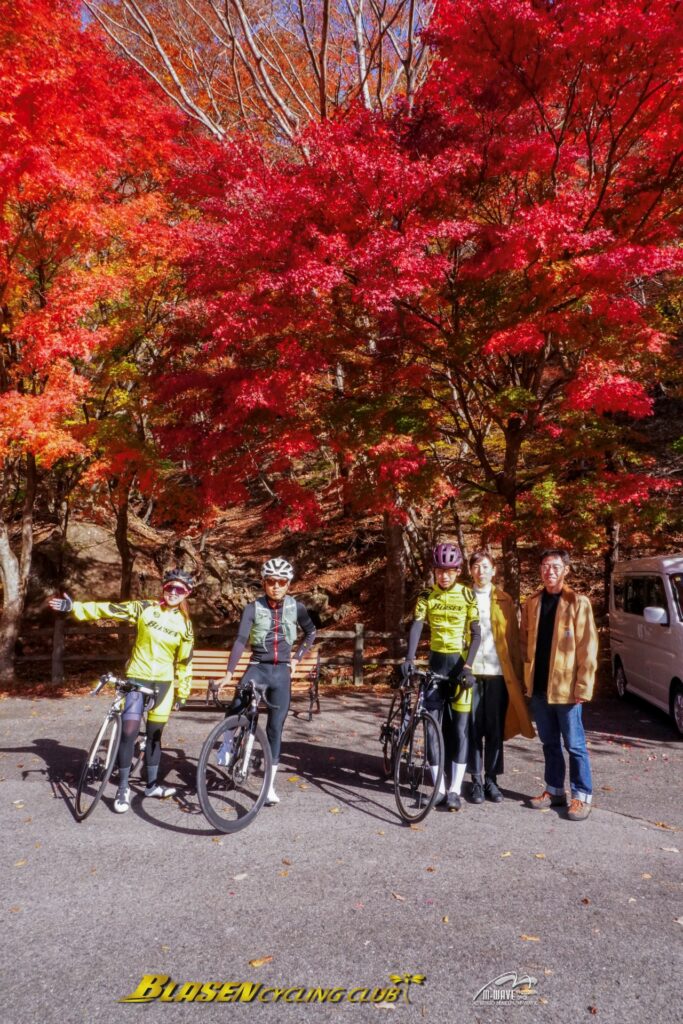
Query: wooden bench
188 648 321 721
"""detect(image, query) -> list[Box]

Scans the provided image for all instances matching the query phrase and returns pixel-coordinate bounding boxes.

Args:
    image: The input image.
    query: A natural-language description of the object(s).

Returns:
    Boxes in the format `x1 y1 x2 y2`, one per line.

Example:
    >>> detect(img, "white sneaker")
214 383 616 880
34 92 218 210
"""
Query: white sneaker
144 784 176 799
114 787 131 813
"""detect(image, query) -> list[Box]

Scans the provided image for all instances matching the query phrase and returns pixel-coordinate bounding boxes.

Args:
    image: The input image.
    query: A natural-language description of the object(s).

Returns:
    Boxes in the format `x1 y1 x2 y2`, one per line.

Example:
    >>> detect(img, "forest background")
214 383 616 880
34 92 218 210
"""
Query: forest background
1 0 682 685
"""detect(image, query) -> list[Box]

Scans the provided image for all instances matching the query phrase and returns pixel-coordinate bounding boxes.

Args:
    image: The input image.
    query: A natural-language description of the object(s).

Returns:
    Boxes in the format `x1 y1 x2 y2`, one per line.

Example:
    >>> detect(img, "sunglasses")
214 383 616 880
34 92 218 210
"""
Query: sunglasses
163 585 189 596
264 578 289 586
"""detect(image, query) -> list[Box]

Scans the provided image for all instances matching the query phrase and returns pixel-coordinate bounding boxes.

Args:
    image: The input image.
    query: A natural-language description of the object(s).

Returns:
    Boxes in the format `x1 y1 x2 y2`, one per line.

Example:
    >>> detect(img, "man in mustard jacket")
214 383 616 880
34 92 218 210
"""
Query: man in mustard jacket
521 549 598 821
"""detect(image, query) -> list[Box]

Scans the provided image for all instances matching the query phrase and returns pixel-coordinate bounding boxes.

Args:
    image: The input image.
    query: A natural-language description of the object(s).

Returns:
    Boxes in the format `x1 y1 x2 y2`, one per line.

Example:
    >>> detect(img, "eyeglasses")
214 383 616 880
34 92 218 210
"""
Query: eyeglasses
541 564 566 574
163 585 189 596
264 578 289 586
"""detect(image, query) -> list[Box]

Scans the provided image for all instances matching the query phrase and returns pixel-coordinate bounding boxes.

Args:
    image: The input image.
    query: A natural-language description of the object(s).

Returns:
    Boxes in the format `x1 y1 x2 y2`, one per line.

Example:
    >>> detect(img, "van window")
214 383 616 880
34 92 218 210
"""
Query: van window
623 575 668 617
624 576 648 615
612 577 625 610
671 574 683 622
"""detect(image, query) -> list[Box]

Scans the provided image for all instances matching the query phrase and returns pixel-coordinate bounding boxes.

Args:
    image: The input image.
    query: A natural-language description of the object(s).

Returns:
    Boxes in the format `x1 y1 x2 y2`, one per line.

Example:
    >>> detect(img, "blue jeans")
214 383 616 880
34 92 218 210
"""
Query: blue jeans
530 694 593 802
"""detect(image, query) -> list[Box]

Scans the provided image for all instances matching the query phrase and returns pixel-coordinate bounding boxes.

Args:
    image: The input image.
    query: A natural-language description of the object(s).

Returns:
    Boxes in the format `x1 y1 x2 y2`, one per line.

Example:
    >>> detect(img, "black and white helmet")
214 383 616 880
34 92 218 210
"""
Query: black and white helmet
261 558 294 582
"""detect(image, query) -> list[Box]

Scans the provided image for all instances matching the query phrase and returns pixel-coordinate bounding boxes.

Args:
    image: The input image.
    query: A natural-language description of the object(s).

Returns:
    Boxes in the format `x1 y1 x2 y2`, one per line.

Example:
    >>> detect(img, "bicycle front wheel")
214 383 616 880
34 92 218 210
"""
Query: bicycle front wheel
75 715 121 821
196 714 272 834
380 694 402 777
393 711 443 824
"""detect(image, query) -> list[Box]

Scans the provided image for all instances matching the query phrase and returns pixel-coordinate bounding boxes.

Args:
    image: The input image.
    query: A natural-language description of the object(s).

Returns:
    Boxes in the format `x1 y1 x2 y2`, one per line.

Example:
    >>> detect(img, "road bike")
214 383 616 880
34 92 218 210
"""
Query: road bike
379 665 414 778
390 669 447 824
196 676 273 834
75 673 155 821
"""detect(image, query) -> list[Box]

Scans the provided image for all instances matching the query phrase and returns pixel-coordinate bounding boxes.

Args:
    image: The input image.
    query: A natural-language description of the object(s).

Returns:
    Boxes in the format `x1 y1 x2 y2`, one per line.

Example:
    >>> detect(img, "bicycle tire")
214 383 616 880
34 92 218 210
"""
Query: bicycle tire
380 694 403 777
75 714 122 821
196 714 272 834
393 711 444 824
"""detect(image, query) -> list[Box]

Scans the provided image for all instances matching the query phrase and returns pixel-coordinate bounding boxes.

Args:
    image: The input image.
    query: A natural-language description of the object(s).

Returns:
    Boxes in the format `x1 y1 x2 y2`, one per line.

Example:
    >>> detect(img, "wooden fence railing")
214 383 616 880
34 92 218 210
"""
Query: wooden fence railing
17 622 407 686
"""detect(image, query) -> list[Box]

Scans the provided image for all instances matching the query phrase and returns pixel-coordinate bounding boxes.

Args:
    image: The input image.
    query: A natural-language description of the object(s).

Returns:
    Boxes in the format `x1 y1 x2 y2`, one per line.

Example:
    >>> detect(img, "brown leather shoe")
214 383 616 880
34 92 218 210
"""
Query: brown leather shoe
566 798 591 821
529 790 567 809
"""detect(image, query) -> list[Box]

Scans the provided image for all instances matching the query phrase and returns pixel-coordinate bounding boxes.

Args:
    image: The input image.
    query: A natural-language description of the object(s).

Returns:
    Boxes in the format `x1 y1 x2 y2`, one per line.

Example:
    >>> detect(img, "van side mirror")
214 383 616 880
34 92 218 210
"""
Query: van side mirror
643 606 668 626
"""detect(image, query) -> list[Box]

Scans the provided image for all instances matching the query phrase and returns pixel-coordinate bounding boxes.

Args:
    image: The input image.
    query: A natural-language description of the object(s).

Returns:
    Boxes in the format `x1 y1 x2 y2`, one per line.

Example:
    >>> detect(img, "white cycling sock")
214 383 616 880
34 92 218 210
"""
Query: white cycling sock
265 764 280 805
429 765 446 799
448 762 467 795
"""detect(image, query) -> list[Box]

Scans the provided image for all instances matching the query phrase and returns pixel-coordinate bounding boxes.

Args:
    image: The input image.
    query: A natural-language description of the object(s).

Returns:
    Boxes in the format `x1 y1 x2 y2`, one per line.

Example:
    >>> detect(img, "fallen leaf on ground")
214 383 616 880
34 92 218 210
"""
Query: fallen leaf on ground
278 870 289 877
539 997 549 1005
627 898 637 903
425 866 436 873
233 873 248 881
520 934 540 942
161 945 170 952
641 873 652 879
298 784 309 790
249 956 273 968
600 785 613 792
534 853 546 859
9 907 21 913
377 830 385 836
442 916 449 924
282 858 292 865
391 892 406 901
14 859 27 867
661 847 679 853
588 1006 598 1015
211 837 223 845
328 806 340 814
654 822 677 830
409 824 424 831
581 897 591 905
501 851 512 858
287 776 299 783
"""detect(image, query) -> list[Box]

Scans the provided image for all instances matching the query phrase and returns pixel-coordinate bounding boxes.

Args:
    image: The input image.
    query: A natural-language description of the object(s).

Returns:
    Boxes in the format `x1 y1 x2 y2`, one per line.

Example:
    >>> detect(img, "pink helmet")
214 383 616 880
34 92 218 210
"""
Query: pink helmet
432 543 462 570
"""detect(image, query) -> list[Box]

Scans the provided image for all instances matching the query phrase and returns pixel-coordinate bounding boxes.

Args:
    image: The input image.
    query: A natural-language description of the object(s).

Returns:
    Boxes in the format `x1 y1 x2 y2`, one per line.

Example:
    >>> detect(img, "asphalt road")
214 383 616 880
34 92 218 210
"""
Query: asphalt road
1 686 682 1024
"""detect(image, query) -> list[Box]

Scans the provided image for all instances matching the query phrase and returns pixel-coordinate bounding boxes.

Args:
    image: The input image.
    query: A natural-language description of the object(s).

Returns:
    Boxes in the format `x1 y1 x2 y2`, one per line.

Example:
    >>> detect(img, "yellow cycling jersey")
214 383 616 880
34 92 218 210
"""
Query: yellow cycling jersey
72 600 194 703
414 584 479 656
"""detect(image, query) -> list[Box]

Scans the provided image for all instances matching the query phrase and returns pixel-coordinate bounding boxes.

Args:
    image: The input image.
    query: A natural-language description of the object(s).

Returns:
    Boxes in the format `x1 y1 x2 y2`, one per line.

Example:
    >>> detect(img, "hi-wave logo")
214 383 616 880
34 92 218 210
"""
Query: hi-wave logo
119 973 426 1006
473 972 538 1003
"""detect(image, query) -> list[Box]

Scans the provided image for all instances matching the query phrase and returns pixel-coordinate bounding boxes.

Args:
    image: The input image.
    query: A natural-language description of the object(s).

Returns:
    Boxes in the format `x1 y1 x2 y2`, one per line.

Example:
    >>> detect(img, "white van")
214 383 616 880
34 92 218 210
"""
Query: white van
609 555 683 736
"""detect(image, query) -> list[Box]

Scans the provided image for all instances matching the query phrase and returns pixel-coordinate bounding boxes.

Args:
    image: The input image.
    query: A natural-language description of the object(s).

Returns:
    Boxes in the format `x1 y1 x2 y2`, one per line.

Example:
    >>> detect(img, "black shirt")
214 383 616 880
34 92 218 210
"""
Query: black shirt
533 590 561 696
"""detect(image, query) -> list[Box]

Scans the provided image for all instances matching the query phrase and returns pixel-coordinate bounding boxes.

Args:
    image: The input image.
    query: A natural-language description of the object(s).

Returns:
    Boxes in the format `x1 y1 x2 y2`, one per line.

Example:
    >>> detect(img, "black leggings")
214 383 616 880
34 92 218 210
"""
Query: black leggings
426 651 470 765
118 718 165 773
239 663 291 762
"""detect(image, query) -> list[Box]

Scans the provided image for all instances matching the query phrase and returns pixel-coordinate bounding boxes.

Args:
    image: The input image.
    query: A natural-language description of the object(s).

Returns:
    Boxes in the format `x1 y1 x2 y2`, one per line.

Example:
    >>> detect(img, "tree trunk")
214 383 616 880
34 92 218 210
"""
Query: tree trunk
501 531 521 605
113 482 135 601
0 455 37 684
383 513 406 643
604 516 620 616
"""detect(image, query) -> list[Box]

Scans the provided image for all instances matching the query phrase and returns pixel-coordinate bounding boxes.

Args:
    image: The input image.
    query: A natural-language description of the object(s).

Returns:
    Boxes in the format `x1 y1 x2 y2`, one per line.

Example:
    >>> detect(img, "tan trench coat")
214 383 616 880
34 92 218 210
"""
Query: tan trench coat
520 586 598 704
489 587 535 741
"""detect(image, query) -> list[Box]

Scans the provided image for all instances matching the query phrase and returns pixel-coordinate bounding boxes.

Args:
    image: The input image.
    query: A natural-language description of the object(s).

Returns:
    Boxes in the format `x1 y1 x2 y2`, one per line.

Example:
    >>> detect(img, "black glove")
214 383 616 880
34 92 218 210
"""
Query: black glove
51 594 73 613
400 660 414 682
454 667 476 690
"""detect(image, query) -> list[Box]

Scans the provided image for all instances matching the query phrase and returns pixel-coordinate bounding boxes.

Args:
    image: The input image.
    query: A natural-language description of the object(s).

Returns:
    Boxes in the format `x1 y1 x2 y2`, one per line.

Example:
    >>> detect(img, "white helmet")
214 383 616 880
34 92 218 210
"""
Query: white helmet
261 557 294 581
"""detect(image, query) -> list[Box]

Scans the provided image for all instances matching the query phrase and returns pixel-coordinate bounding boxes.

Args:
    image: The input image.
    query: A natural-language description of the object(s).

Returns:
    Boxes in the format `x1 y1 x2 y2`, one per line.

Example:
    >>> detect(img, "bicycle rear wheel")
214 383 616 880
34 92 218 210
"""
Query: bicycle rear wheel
196 714 272 834
380 694 403 777
75 715 121 821
393 711 443 823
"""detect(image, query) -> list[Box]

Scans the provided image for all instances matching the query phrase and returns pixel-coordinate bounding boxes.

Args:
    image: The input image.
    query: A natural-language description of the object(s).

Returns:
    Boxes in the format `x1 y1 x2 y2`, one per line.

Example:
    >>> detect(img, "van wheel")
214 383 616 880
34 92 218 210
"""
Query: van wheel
614 662 628 700
670 684 683 738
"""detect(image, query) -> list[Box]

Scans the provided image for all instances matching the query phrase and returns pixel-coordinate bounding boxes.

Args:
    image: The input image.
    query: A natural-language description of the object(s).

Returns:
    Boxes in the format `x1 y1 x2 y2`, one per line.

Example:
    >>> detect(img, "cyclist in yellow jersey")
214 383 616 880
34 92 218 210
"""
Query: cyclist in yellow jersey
49 568 194 814
402 544 481 811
